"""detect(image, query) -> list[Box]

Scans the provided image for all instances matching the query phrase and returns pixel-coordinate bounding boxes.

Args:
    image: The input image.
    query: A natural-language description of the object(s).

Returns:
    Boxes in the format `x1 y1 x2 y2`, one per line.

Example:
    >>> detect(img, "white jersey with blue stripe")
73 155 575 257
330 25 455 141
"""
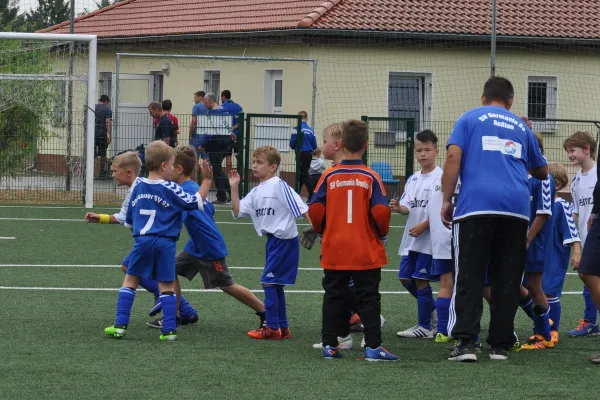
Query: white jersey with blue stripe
571 163 597 244
236 176 308 239
112 178 142 225
125 178 203 239
398 166 442 256
428 174 456 260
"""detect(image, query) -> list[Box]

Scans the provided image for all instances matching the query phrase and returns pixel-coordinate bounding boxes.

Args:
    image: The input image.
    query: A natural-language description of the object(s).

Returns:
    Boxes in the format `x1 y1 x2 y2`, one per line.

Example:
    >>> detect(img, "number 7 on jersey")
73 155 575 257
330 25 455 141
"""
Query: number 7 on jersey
140 209 156 235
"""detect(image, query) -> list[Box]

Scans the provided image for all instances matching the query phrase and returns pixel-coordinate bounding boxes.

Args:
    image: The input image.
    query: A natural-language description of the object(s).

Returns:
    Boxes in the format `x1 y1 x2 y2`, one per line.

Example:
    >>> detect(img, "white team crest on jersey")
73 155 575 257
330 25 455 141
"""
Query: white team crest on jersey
481 136 522 158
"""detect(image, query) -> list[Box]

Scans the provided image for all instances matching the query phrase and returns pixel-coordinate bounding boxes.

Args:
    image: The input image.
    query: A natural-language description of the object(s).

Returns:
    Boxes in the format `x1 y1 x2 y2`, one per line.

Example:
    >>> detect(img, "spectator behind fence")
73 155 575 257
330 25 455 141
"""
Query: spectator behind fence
162 99 180 138
308 148 326 202
189 91 208 155
94 94 112 177
221 89 243 173
289 111 317 199
149 101 177 148
201 93 232 204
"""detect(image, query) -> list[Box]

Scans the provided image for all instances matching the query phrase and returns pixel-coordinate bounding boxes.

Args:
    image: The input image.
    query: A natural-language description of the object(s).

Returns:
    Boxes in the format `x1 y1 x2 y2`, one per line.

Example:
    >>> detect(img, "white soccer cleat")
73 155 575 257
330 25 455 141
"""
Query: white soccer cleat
396 325 434 339
312 334 353 349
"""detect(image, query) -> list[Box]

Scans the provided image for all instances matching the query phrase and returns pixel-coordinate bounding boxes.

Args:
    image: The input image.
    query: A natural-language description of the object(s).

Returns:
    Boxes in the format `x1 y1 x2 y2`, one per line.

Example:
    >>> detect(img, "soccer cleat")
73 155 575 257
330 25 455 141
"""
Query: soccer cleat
446 338 483 353
568 319 600 337
181 314 199 326
365 346 399 362
489 348 508 361
280 327 291 339
323 345 343 359
149 299 162 316
104 324 126 339
551 330 559 344
350 313 361 326
146 317 182 329
520 334 554 350
589 353 600 364
396 325 434 339
435 332 451 343
248 326 281 340
159 331 177 341
352 314 386 333
448 340 477 362
313 334 353 349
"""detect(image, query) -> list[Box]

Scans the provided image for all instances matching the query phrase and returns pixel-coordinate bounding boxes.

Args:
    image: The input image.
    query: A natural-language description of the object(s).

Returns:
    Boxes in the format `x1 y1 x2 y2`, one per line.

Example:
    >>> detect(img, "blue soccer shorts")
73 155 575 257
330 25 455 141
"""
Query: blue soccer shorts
398 251 435 281
126 236 177 282
525 238 545 273
579 217 600 277
261 235 299 286
431 258 453 278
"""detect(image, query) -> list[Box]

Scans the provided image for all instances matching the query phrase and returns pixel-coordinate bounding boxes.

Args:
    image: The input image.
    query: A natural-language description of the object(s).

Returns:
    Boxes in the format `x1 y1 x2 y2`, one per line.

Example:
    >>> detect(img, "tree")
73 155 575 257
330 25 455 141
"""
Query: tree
0 39 56 179
26 0 70 31
0 0 27 31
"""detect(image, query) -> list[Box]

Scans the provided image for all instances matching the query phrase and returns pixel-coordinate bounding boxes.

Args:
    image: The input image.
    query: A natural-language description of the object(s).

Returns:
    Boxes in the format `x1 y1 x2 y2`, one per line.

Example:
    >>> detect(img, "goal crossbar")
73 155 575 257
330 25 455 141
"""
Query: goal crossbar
0 32 98 208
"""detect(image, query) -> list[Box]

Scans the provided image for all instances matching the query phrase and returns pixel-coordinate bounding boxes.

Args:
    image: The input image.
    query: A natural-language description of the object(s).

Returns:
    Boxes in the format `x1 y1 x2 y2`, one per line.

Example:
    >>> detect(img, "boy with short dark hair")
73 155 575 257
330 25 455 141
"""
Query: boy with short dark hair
391 129 442 340
229 146 309 340
103 140 205 341
146 146 266 330
310 120 398 361
149 102 177 148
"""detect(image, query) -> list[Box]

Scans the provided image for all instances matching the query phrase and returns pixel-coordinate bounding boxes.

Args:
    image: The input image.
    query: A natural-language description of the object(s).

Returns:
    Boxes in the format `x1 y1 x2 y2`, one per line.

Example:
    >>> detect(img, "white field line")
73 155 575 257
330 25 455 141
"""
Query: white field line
0 264 582 276
0 217 407 228
0 286 587 295
0 236 16 240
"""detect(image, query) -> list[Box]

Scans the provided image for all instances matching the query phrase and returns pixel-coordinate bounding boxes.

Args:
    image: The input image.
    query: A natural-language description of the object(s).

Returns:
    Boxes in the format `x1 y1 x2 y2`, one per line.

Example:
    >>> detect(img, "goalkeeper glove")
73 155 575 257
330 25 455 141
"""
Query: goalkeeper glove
300 226 319 250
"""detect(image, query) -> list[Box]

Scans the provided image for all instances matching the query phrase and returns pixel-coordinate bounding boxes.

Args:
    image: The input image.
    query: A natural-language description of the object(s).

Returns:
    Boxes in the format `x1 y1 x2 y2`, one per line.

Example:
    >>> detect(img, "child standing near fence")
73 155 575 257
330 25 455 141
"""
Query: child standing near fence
308 148 326 203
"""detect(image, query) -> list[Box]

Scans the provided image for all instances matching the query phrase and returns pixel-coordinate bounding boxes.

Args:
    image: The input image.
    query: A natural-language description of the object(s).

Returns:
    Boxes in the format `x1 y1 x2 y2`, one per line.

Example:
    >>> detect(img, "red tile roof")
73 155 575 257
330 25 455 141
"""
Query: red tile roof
40 0 600 40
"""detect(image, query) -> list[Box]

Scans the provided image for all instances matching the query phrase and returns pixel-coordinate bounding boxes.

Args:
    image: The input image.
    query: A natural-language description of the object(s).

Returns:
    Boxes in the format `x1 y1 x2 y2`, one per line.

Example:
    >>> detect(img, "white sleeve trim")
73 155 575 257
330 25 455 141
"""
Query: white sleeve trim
563 237 581 245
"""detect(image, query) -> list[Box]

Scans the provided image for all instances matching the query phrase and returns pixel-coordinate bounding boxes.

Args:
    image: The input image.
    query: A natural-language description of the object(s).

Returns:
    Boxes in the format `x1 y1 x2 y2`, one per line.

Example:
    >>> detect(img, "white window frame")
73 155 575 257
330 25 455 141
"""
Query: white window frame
264 69 283 114
387 71 433 143
203 70 220 98
98 71 112 102
526 75 558 133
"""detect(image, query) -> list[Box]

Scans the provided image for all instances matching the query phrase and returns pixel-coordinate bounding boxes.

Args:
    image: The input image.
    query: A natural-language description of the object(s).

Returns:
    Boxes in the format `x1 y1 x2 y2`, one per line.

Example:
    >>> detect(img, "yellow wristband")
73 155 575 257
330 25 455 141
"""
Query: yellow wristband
99 214 110 224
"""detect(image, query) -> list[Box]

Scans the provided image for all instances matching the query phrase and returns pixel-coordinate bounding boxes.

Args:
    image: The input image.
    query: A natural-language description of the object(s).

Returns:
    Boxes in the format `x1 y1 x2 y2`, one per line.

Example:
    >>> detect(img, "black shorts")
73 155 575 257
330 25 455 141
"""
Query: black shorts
94 137 107 157
579 217 600 277
176 250 235 288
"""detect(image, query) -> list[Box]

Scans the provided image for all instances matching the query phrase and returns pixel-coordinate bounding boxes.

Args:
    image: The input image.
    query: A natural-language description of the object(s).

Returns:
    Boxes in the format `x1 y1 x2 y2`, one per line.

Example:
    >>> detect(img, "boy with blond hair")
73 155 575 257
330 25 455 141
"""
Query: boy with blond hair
103 140 205 341
543 162 581 344
309 120 398 361
563 132 600 337
85 151 199 325
145 146 266 330
229 146 309 340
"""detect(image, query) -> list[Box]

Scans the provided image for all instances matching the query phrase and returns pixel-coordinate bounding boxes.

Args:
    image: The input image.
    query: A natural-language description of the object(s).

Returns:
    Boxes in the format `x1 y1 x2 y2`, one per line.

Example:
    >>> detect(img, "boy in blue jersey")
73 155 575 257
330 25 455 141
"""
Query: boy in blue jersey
542 163 581 344
442 77 547 362
520 135 556 350
289 111 318 199
146 146 266 330
229 146 310 340
104 140 205 341
85 151 199 323
391 130 442 340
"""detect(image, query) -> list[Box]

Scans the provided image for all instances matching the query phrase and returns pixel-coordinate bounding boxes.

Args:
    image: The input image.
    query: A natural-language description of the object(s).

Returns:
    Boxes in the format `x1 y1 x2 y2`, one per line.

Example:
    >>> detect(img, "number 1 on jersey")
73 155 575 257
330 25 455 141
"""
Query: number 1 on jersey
347 190 353 223
140 209 156 235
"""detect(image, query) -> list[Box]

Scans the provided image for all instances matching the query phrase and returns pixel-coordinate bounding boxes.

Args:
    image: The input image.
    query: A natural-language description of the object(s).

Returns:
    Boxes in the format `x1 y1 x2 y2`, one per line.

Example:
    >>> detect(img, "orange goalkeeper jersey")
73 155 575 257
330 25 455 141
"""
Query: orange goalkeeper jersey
308 159 391 270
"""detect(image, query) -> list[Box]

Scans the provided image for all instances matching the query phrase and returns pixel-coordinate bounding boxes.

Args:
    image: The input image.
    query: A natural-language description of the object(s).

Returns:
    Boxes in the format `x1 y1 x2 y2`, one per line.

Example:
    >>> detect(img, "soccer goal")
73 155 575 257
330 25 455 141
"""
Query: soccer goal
0 32 97 208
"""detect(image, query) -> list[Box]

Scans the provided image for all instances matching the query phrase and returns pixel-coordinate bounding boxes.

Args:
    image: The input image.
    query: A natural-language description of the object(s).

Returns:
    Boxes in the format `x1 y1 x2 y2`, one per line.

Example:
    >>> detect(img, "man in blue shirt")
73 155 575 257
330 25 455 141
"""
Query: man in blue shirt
289 111 318 199
202 93 232 203
220 90 243 174
94 94 112 177
441 77 548 362
189 91 208 154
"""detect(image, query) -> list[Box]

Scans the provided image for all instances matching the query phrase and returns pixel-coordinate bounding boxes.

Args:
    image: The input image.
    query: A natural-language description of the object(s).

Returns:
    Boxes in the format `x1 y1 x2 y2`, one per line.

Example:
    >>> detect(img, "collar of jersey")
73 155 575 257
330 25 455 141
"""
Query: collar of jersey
141 178 165 184
339 160 363 165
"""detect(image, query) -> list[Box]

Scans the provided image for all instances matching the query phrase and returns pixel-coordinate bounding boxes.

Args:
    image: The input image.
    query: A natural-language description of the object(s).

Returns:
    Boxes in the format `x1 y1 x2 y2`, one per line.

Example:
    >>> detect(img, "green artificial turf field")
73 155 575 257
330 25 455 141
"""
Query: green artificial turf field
0 205 598 399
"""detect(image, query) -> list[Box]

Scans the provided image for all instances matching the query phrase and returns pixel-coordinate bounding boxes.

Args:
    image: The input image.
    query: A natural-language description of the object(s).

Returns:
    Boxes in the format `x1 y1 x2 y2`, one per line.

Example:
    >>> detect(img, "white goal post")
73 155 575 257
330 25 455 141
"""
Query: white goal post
0 32 97 208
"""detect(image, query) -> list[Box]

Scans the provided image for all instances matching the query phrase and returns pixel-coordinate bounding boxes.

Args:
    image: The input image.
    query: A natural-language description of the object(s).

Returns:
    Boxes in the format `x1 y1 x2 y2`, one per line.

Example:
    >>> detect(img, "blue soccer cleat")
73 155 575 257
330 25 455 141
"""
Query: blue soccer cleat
365 346 399 362
323 345 343 359
568 319 600 337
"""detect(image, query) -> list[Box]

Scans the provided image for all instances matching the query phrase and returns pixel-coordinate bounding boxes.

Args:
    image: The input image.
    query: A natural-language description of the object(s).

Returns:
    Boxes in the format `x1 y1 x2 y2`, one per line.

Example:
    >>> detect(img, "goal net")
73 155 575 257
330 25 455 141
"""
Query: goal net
0 33 96 206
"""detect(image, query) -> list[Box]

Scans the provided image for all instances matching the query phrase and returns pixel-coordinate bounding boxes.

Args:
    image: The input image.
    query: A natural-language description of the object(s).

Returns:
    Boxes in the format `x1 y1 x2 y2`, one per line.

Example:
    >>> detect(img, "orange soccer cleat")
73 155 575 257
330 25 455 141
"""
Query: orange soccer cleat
247 326 282 340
